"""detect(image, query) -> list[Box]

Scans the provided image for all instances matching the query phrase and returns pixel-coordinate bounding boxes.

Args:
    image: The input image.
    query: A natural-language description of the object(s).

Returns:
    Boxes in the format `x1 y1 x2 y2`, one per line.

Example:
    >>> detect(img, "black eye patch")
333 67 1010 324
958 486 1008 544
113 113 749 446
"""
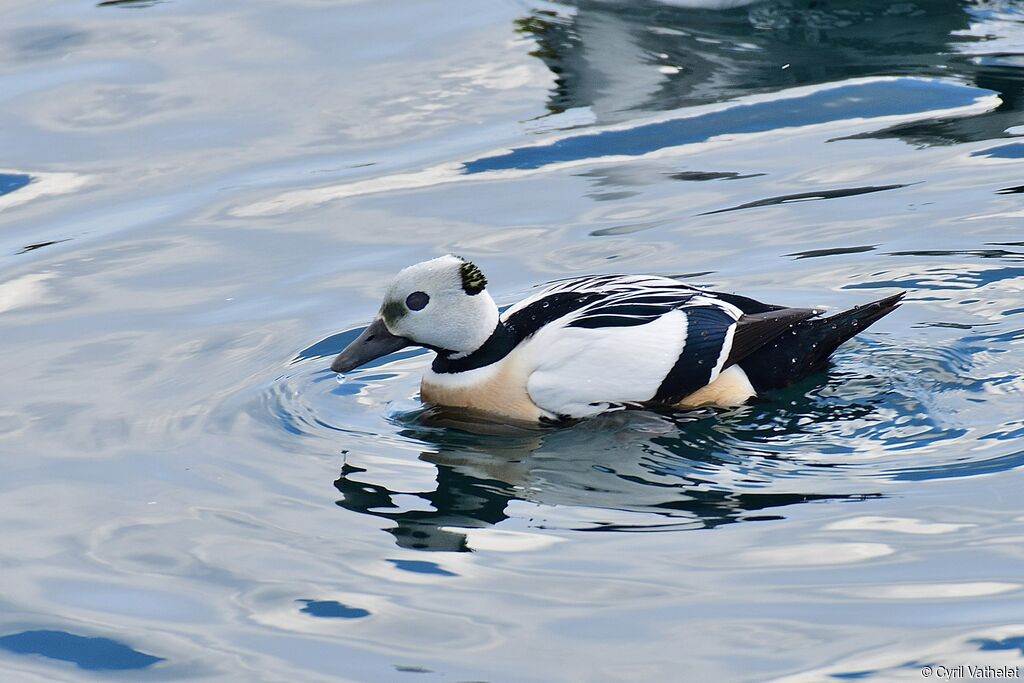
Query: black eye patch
406 291 429 311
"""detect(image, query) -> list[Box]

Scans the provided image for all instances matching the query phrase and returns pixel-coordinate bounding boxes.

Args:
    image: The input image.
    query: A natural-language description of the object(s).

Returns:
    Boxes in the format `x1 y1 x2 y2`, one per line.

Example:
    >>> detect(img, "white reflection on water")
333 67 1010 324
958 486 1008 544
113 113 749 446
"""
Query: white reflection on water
0 170 90 212
0 272 56 314
826 516 974 535
834 582 1020 600
738 542 895 566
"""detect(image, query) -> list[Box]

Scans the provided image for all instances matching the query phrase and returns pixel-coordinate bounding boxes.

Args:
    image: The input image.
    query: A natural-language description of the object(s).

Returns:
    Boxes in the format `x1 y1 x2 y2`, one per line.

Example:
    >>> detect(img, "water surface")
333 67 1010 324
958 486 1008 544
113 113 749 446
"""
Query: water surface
1 0 1023 680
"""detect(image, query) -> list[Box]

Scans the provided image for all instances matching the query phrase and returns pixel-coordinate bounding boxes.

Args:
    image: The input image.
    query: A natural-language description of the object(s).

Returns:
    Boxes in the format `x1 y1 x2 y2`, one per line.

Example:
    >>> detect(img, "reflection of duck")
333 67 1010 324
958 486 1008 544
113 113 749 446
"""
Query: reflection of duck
649 0 764 7
519 0 1024 144
333 408 880 552
330 255 903 422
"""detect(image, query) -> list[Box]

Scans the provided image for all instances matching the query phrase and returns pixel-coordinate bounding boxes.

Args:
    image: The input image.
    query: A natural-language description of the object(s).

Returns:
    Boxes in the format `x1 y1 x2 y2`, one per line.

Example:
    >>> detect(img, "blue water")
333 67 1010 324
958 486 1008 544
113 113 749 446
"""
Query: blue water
298 600 371 620
0 631 163 671
1 0 1023 681
0 174 31 198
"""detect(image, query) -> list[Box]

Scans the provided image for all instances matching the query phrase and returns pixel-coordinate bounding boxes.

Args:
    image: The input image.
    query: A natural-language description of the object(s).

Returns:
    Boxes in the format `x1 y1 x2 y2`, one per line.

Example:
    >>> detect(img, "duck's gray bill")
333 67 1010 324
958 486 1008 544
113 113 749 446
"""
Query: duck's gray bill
331 318 411 373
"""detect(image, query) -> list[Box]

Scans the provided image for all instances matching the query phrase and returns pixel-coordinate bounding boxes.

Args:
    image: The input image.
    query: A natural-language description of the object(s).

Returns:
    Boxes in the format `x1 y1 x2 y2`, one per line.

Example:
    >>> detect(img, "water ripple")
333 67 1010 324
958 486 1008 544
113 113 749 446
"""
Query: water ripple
240 294 1022 549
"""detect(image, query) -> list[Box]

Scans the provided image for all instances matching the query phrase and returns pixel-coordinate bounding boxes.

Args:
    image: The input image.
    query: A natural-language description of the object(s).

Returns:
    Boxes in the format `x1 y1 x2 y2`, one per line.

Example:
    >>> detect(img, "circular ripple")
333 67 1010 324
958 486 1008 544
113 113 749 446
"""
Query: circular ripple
237 308 1022 541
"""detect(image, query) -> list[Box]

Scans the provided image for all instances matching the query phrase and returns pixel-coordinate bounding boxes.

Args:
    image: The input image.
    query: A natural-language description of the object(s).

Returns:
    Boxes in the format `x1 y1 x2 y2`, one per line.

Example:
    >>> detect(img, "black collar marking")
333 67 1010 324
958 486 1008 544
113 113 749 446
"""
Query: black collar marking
431 291 606 374
430 286 784 376
430 323 517 374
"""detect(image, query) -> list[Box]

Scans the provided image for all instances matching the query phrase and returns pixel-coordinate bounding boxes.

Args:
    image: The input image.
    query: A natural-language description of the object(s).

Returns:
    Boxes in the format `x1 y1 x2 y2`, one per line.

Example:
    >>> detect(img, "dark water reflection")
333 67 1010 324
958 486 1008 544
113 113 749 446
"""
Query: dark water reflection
333 410 882 552
97 1 166 7
522 0 1024 144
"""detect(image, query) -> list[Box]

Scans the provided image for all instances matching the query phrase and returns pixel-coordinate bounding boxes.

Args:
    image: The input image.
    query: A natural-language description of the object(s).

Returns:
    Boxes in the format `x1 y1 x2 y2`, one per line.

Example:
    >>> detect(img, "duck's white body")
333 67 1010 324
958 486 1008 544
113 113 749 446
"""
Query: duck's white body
421 274 755 421
331 256 904 424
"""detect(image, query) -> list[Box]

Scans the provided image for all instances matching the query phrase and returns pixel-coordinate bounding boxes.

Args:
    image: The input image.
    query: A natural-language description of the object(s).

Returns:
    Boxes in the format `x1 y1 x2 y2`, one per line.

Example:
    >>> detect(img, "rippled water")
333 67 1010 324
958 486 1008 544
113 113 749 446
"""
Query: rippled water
2 0 1023 680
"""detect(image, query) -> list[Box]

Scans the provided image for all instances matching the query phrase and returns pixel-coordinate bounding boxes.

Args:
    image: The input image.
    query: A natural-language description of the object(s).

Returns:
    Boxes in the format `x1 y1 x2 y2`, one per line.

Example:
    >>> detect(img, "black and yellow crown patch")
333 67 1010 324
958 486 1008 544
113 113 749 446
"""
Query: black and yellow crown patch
458 259 487 295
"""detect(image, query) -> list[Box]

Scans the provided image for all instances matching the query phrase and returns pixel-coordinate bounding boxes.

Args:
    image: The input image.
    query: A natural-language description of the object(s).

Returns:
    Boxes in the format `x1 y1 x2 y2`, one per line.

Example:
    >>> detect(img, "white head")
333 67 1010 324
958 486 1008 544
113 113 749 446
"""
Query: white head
331 255 499 372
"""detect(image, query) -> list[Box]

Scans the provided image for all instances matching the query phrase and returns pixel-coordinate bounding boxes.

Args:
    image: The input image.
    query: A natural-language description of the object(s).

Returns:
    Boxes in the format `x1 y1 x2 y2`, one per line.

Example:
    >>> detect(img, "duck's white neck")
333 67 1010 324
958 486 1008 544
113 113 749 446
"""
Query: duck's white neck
434 290 500 359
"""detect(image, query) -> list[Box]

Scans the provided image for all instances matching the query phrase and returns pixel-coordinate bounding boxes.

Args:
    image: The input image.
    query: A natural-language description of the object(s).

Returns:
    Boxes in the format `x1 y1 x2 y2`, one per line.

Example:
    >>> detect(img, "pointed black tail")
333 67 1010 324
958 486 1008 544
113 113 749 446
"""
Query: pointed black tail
738 292 906 393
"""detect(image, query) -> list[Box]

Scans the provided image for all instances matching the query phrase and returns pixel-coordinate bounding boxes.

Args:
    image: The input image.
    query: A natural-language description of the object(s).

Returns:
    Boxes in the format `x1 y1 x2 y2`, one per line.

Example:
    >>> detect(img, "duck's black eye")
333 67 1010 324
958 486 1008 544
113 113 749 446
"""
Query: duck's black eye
406 291 429 311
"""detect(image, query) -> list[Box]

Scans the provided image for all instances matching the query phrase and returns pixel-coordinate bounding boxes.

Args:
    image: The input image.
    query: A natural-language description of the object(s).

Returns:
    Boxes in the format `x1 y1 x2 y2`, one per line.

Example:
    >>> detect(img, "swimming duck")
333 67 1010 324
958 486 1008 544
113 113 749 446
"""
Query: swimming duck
331 255 904 423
